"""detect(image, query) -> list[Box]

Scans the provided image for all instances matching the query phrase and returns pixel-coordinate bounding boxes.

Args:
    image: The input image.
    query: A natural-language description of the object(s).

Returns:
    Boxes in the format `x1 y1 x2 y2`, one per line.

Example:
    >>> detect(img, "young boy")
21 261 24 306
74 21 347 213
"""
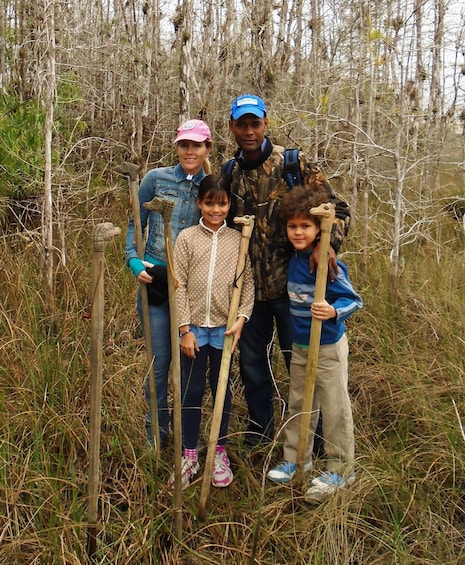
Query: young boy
267 186 362 504
170 174 254 489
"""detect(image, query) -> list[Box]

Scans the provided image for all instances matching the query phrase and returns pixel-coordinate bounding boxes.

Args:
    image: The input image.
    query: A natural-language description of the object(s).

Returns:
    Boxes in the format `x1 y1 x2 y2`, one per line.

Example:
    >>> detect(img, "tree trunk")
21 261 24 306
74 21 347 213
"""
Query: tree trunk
42 0 57 321
178 0 193 123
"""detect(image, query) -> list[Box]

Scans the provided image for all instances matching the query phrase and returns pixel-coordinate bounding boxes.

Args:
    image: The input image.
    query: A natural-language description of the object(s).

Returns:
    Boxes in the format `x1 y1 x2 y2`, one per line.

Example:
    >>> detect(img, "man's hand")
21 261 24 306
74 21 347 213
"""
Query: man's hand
309 241 338 282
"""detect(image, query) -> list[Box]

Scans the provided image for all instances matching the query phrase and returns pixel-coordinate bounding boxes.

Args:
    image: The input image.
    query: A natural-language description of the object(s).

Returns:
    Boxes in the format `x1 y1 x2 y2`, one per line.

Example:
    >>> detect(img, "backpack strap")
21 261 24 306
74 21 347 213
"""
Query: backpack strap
283 148 302 188
221 158 236 186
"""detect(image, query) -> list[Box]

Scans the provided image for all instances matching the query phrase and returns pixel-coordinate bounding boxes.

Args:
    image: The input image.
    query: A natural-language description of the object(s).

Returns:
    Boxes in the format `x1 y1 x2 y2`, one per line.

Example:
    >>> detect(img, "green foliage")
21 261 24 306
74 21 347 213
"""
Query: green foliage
0 93 45 201
55 72 89 143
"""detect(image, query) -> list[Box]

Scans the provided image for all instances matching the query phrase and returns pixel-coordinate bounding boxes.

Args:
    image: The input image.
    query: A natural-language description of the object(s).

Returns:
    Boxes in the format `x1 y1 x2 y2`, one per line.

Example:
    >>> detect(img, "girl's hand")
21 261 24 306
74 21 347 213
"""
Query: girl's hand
224 317 246 352
311 300 337 321
180 332 199 359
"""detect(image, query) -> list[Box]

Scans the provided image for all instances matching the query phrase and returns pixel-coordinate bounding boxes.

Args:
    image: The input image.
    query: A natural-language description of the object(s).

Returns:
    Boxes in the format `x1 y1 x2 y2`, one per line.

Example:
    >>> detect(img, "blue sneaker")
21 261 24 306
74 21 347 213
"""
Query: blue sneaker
305 471 355 503
267 460 313 484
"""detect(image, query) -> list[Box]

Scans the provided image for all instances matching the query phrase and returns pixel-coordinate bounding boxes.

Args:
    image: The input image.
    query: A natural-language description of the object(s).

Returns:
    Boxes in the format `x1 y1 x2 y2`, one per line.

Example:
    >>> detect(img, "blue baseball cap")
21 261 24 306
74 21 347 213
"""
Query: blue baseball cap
230 94 267 120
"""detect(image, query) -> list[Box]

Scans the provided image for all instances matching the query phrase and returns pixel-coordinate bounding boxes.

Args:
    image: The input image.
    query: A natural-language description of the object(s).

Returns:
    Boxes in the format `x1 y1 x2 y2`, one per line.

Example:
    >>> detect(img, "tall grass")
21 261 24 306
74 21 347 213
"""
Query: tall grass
1 183 465 564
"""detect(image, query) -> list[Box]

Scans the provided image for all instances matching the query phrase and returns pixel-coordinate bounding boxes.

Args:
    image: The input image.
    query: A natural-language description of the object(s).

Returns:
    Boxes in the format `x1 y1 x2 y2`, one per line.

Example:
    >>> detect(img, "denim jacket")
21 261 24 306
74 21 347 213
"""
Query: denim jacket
125 164 204 268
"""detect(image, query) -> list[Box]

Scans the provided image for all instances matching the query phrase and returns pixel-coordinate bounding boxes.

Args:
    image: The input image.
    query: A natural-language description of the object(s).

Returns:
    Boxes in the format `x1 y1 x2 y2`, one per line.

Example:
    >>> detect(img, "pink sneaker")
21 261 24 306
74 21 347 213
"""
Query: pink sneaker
167 456 199 490
211 451 233 487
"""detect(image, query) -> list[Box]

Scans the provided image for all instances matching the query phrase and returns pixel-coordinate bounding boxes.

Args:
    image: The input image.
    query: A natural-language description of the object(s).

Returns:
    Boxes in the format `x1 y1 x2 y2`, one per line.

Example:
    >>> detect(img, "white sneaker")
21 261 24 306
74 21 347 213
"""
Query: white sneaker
267 460 313 484
211 451 233 487
167 456 200 490
305 471 355 503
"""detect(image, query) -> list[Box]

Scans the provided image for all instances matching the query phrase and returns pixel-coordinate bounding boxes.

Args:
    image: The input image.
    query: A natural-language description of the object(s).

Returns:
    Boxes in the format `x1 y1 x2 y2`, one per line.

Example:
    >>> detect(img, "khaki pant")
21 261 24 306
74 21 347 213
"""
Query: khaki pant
283 334 354 475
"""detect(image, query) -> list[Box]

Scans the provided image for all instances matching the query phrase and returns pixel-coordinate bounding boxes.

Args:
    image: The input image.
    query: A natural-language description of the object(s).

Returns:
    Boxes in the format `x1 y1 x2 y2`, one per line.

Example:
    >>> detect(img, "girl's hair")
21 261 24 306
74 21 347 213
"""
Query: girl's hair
280 185 328 225
198 174 231 202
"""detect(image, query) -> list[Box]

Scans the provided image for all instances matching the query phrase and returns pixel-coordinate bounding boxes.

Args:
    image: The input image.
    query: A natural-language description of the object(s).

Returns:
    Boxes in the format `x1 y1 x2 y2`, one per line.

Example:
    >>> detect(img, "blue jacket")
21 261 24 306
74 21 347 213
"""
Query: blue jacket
288 249 363 346
125 164 204 275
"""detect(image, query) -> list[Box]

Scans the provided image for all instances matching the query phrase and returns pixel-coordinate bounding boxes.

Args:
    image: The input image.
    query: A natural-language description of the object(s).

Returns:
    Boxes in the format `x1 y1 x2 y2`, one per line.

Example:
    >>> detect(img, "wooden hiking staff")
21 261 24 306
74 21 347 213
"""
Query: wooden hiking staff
115 162 161 456
294 202 335 487
87 222 121 559
198 215 255 521
143 196 183 540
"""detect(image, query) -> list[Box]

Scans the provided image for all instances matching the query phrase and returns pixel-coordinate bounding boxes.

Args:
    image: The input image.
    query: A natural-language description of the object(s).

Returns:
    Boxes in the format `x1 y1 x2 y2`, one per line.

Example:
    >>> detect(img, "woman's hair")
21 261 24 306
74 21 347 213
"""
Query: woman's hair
198 174 231 202
280 185 329 225
203 152 212 175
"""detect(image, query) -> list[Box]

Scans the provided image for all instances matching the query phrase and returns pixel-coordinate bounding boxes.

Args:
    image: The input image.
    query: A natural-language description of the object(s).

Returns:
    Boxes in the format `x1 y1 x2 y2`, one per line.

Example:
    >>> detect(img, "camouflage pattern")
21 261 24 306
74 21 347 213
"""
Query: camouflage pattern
228 143 350 302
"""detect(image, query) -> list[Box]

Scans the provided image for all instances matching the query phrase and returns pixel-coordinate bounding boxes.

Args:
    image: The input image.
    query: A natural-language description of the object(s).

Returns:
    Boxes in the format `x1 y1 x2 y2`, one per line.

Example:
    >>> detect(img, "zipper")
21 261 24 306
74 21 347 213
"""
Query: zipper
205 230 218 326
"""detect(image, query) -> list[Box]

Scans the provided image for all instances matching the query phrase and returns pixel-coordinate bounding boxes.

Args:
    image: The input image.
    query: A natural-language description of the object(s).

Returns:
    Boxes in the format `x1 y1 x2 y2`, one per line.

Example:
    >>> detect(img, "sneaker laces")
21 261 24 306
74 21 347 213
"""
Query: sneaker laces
214 451 229 470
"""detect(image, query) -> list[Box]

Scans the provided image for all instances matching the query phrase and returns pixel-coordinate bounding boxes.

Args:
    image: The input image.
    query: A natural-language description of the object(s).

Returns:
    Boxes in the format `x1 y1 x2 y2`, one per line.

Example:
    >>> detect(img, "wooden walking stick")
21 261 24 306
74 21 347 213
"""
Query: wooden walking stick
115 162 160 457
143 196 183 540
198 215 255 520
294 202 335 487
87 222 121 559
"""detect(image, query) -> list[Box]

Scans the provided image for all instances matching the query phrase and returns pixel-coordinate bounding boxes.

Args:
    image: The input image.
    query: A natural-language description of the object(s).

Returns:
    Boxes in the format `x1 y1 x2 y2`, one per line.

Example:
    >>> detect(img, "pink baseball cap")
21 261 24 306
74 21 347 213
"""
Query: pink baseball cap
173 119 212 143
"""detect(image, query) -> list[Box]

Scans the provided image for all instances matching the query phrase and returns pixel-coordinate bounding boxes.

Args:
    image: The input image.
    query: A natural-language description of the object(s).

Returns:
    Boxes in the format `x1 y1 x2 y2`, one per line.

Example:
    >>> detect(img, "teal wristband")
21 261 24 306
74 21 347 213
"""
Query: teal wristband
128 257 145 277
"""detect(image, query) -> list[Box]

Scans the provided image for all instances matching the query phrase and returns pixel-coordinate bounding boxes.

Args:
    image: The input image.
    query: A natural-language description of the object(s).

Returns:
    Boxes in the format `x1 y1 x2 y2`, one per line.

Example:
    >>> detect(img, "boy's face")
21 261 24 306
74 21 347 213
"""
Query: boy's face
286 215 320 252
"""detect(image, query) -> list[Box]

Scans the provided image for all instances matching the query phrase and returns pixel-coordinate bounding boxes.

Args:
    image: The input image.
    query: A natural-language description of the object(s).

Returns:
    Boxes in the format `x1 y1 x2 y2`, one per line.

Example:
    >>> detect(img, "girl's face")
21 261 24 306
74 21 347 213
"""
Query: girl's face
286 215 320 252
177 140 210 175
197 191 231 231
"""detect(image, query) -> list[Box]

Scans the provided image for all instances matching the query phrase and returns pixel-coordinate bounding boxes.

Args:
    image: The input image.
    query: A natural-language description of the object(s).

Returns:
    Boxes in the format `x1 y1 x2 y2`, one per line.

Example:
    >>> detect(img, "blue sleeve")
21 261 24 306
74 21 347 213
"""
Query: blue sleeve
329 262 363 322
125 170 156 265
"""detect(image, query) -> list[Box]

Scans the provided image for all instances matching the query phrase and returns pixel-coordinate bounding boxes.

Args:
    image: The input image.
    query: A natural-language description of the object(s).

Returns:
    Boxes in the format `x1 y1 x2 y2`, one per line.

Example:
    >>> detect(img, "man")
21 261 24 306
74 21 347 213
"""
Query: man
224 94 350 449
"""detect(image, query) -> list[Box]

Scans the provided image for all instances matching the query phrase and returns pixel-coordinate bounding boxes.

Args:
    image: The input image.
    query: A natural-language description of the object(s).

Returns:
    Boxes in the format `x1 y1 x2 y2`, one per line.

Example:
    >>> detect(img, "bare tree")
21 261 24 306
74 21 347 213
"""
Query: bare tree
177 0 193 123
42 0 57 320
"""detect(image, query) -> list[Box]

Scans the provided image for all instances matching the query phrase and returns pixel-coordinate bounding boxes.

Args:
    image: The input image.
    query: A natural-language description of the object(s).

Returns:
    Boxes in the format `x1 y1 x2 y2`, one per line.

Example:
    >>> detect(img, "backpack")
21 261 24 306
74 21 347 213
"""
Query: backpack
221 148 303 189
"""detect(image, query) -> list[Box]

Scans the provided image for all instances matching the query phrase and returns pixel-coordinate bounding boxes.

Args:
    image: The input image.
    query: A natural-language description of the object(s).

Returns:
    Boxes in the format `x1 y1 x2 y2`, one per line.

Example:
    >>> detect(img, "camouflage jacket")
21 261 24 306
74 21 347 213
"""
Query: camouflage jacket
226 140 350 302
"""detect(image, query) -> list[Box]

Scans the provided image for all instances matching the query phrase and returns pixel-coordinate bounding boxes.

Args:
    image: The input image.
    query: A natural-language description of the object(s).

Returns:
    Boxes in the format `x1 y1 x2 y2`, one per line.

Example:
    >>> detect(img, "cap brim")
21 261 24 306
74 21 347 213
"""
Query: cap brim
173 133 211 144
231 107 265 120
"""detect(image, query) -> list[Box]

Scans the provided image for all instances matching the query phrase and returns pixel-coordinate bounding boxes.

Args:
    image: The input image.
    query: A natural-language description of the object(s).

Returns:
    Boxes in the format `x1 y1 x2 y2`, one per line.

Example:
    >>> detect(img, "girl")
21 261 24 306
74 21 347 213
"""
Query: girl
170 174 254 489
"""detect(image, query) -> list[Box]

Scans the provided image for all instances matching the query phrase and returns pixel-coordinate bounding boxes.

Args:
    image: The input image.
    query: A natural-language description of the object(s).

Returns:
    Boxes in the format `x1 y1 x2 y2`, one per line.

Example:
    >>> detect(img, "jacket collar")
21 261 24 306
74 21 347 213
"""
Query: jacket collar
174 163 206 184
199 217 227 234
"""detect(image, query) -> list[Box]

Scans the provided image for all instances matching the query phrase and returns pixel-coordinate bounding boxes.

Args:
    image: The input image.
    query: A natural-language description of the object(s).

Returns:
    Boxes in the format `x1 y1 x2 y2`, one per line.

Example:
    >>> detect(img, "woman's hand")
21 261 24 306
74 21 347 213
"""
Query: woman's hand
137 270 153 284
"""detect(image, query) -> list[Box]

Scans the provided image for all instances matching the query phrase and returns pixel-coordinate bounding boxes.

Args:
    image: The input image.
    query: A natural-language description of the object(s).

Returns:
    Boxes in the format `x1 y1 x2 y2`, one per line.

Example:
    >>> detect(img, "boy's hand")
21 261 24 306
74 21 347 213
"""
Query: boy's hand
311 300 337 321
224 317 246 352
309 242 338 282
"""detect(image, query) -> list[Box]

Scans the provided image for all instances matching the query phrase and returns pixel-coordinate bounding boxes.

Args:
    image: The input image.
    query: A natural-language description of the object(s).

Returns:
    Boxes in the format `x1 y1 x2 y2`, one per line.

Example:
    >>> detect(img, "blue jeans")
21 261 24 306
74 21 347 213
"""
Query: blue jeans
137 289 171 442
181 345 231 449
239 296 292 446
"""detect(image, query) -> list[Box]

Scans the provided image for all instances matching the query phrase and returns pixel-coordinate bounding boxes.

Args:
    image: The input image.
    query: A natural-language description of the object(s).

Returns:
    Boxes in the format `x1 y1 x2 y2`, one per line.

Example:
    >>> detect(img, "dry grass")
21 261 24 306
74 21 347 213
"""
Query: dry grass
1 185 465 564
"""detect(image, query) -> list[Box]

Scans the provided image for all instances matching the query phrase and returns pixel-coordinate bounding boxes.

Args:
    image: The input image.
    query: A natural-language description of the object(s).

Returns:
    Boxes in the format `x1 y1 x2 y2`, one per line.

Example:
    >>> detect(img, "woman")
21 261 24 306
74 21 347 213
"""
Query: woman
125 119 212 447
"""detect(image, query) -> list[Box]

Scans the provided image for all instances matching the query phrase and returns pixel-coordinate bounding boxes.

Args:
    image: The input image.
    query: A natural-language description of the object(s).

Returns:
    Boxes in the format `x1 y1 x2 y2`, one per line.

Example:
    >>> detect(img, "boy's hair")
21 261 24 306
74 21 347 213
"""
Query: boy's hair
198 174 231 202
280 186 329 225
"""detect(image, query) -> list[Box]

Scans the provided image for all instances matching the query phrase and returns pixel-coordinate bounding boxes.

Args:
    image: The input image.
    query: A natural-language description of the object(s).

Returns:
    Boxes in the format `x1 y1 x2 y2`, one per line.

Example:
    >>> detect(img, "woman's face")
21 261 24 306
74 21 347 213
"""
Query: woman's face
177 140 210 175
